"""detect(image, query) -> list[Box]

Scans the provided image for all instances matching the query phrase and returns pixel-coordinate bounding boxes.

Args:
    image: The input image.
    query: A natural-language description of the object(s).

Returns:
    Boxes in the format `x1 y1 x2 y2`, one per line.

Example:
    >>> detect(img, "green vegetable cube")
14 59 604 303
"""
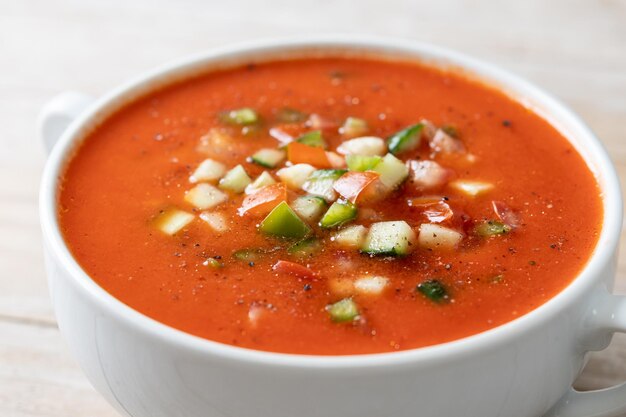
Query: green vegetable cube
259 201 311 239
327 298 359 322
319 200 357 228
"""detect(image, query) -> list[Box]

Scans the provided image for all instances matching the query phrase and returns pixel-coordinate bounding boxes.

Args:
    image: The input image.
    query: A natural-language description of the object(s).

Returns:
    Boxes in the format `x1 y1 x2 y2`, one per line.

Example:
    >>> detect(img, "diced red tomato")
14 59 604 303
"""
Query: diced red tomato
333 171 381 204
238 183 287 216
287 142 333 168
492 200 520 228
407 196 454 223
272 260 317 279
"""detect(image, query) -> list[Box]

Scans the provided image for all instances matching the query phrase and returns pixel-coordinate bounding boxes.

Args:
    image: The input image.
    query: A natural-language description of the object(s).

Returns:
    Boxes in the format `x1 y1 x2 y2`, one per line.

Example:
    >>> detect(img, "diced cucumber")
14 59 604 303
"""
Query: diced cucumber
288 237 321 259
245 171 276 195
474 220 511 237
387 123 423 155
361 221 416 256
219 165 252 194
296 130 326 148
276 107 307 123
189 158 226 183
154 208 195 235
219 107 258 125
250 148 286 168
301 169 347 202
354 275 389 295
345 155 382 172
331 224 368 249
259 201 311 239
327 298 359 322
199 211 228 232
276 164 316 189
449 180 494 197
417 279 449 303
292 195 327 222
337 136 386 156
372 153 409 189
184 183 228 209
418 223 464 250
340 117 368 138
319 200 357 228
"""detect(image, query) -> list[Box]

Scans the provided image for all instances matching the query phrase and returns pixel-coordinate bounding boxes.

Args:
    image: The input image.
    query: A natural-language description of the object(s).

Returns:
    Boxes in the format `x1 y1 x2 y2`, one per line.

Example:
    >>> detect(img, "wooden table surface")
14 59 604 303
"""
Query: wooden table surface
1 0 626 415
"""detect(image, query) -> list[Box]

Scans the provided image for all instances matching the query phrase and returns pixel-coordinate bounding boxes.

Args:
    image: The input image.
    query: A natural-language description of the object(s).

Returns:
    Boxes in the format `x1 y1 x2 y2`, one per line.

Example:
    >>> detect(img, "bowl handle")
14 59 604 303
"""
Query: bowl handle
38 91 95 154
545 292 626 417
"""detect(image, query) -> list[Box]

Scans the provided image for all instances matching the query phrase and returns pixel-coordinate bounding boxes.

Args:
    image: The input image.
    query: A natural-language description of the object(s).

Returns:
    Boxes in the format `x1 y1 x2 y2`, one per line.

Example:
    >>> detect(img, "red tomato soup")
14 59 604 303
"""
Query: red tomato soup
58 57 602 355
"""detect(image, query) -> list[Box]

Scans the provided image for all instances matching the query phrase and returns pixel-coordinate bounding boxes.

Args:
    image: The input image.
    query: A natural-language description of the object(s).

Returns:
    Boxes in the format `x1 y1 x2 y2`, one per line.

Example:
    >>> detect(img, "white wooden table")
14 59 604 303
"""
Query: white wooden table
1 0 625 415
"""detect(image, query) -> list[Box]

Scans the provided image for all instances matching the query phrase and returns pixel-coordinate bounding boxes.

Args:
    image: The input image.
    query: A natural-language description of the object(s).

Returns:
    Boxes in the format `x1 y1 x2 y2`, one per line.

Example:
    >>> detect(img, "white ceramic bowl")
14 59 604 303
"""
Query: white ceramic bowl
39 36 625 417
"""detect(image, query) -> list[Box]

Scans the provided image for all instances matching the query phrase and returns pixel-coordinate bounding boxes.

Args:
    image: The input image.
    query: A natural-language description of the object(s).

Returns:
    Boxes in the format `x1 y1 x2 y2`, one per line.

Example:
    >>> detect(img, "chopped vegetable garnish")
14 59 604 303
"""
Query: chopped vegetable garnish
332 171 380 204
232 248 264 262
337 136 386 156
320 200 357 228
301 169 347 202
345 154 382 172
407 160 451 191
189 158 226 183
199 211 228 232
154 208 194 235
430 129 466 155
287 142 333 168
475 220 512 237
276 107 308 123
219 165 252 194
361 220 416 256
292 195 327 222
325 151 346 168
245 171 276 195
239 183 287 216
250 148 286 168
331 224 368 249
276 164 316 190
219 107 259 125
387 123 423 155
295 130 326 148
272 260 317 279
185 183 228 209
492 200 520 228
340 117 369 138
407 197 453 223
327 298 359 322
288 237 321 259
354 275 389 295
203 257 224 268
372 153 409 189
449 180 494 197
259 201 311 239
417 279 449 303
418 223 463 250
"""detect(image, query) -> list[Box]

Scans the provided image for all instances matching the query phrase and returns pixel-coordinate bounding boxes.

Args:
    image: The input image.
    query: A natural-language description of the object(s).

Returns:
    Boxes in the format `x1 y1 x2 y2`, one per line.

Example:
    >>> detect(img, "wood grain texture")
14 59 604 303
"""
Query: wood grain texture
0 0 625 415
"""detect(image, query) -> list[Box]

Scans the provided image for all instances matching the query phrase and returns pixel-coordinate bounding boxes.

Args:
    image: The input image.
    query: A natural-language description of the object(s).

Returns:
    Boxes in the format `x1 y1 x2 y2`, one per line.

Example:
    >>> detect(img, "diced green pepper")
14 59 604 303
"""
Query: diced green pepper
327 298 359 322
259 201 311 239
387 123 424 155
319 200 357 228
296 130 326 148
288 237 321 259
417 279 449 303
276 107 308 123
219 107 259 125
345 154 382 172
475 220 511 237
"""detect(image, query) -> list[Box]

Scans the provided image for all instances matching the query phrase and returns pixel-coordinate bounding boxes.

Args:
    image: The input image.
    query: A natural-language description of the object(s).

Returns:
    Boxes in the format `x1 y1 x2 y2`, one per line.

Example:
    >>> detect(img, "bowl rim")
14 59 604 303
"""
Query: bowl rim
39 34 623 370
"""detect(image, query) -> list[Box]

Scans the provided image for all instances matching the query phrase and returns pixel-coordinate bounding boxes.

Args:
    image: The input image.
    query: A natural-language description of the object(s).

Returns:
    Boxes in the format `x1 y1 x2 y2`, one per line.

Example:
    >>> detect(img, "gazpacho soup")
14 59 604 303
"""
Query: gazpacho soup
59 56 602 355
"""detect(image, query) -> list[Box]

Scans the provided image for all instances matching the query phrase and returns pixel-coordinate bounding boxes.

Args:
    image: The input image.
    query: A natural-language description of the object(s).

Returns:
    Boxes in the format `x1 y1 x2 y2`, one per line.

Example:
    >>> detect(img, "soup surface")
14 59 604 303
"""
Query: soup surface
59 57 602 355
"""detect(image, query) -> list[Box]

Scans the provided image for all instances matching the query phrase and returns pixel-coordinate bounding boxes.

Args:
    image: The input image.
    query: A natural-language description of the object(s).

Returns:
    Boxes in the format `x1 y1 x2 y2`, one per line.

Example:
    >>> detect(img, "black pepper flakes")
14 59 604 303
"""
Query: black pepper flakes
303 284 312 292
